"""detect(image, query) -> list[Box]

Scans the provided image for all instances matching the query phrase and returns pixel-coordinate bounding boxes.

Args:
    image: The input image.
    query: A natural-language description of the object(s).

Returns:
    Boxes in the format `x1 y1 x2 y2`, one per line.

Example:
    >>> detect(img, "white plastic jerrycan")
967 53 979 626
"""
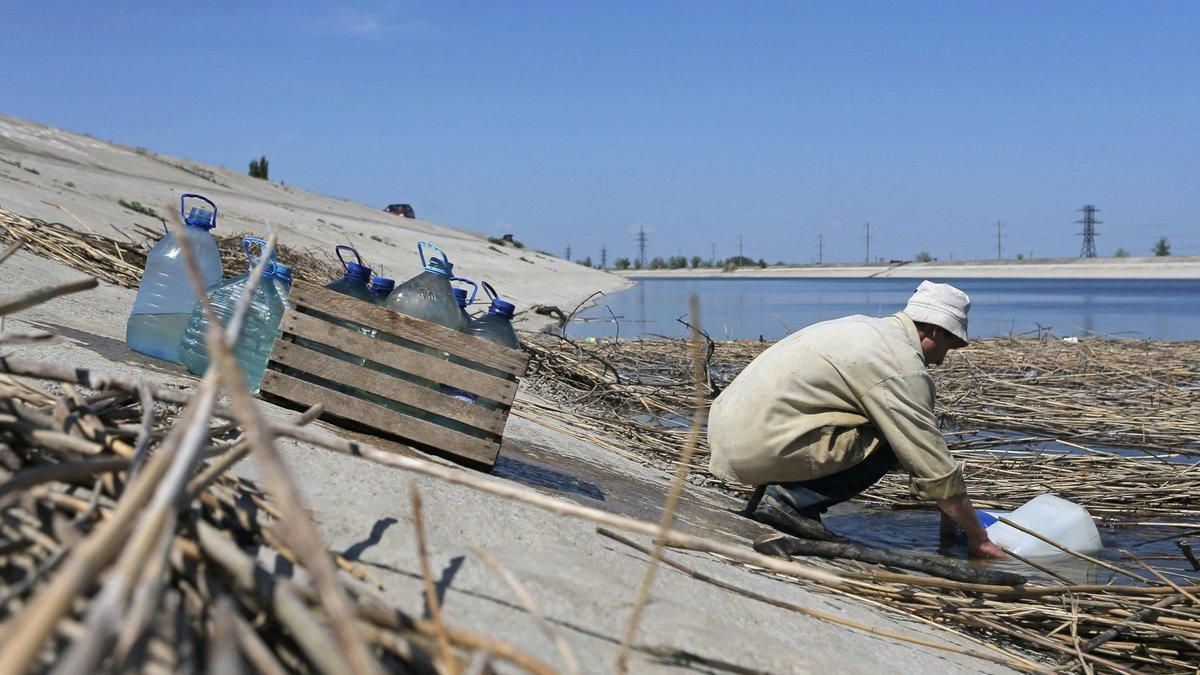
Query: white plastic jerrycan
977 494 1103 557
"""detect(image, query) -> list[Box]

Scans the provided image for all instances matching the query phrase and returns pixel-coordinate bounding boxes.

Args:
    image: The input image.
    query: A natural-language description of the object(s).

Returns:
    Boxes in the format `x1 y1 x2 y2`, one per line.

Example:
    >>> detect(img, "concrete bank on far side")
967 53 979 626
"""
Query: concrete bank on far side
614 256 1200 280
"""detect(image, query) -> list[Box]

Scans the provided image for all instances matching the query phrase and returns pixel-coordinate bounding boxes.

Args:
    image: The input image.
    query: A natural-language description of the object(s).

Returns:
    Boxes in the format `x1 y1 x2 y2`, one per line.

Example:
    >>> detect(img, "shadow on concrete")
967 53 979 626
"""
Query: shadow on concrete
342 517 398 562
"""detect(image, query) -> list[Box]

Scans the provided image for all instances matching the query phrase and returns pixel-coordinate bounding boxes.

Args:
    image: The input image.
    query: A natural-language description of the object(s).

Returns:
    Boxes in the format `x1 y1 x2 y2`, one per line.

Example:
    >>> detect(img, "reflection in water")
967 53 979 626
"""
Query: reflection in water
572 277 1200 341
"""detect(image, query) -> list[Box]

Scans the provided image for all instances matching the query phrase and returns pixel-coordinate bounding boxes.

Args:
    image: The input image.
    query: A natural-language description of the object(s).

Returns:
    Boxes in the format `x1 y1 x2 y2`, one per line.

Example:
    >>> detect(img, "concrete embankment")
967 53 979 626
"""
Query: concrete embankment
615 256 1200 280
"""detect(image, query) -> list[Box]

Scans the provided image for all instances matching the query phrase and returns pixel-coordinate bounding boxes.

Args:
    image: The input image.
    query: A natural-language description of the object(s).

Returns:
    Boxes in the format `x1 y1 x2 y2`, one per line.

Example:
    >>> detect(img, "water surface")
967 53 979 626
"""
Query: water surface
571 277 1200 341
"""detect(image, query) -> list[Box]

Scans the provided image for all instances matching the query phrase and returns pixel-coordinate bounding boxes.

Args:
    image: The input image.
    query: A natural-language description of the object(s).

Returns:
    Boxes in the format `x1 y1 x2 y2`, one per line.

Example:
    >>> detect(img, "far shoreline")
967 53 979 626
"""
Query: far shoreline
609 255 1200 280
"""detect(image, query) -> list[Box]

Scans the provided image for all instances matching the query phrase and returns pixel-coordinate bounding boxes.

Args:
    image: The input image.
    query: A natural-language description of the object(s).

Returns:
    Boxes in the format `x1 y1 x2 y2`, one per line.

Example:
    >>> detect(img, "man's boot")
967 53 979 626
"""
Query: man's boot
751 485 837 541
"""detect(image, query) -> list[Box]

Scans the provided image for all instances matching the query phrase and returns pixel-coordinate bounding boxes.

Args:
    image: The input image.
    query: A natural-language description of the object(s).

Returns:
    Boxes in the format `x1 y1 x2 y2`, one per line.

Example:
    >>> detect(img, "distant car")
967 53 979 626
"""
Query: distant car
384 203 415 218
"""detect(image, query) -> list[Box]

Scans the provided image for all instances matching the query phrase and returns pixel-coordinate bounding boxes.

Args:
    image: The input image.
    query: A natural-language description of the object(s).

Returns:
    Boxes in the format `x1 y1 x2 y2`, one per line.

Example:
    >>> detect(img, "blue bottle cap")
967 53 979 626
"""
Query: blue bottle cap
275 263 293 283
453 288 469 308
489 299 516 318
370 276 395 295
185 207 215 230
344 262 372 284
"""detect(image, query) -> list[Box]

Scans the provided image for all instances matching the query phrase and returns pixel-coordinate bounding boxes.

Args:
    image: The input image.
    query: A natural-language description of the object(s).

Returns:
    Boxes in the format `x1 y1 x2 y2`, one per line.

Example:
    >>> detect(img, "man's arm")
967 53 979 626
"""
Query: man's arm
937 493 1005 558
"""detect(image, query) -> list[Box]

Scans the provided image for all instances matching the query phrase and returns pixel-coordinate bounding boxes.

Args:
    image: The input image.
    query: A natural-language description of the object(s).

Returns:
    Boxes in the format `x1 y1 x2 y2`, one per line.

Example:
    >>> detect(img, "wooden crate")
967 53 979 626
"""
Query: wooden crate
259 281 529 469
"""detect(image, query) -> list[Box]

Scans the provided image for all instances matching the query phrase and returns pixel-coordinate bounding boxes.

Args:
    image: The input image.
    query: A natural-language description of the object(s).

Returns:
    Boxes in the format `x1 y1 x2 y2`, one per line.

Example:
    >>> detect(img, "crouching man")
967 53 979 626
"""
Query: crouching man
707 281 1003 558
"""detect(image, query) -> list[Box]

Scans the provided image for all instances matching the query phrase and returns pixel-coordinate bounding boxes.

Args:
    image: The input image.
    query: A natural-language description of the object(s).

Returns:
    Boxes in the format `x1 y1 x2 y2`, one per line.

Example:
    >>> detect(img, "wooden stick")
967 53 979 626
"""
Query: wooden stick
410 484 458 675
616 295 706 672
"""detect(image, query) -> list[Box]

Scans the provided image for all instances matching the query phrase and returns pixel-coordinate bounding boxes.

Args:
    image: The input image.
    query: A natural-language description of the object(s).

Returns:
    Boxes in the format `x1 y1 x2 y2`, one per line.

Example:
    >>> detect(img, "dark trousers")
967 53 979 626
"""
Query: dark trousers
769 444 900 519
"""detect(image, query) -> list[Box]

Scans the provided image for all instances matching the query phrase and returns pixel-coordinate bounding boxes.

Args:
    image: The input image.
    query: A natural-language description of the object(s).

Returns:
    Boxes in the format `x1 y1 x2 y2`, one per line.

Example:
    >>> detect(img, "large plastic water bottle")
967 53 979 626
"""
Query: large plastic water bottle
452 276 478 325
385 242 466 332
369 276 395 306
327 246 374 302
307 245 374 371
977 494 1103 557
468 293 520 350
177 237 285 393
126 193 223 362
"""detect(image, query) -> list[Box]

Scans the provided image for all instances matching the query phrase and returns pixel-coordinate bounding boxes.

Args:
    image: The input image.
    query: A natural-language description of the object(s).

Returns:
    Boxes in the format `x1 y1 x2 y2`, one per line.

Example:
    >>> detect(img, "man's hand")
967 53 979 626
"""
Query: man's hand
937 493 1006 559
970 540 1007 559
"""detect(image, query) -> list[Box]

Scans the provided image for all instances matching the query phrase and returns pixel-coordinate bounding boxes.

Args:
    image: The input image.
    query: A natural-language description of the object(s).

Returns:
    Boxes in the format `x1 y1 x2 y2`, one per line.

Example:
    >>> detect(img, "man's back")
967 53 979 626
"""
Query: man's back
708 312 934 485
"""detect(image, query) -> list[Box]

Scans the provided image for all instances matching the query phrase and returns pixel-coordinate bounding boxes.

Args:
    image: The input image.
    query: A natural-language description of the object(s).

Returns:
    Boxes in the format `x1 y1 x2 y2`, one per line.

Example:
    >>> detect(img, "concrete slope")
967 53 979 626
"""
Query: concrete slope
0 114 631 323
2 248 1022 673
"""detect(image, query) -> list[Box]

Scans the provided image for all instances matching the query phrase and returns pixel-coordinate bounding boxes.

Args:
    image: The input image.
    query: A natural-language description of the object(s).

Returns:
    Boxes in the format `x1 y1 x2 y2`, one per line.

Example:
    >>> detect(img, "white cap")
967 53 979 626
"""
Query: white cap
903 280 970 345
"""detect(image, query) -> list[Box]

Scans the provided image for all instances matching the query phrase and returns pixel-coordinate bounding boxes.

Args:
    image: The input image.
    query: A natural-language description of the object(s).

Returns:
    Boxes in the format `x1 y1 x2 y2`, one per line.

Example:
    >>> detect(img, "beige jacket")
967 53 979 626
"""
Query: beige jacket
707 312 966 500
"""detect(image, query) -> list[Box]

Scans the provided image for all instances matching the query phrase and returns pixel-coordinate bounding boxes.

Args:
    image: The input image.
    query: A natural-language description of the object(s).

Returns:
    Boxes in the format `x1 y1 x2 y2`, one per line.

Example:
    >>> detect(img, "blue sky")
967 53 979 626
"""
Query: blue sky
3 1 1198 263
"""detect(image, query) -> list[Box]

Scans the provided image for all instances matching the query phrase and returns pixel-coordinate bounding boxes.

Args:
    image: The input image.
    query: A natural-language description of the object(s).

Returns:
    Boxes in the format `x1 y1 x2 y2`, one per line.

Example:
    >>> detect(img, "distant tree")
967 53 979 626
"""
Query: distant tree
648 256 667 269
1016 253 1025 260
633 259 643 270
248 155 269 179
577 256 593 267
757 258 767 268
915 251 933 262
1114 247 1130 258
613 257 631 270
667 255 688 269
1153 237 1171 256
690 255 702 268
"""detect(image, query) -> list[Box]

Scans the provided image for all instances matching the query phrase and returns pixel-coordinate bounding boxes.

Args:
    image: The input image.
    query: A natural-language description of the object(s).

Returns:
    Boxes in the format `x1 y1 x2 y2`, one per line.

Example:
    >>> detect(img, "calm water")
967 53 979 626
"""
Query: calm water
570 277 1200 341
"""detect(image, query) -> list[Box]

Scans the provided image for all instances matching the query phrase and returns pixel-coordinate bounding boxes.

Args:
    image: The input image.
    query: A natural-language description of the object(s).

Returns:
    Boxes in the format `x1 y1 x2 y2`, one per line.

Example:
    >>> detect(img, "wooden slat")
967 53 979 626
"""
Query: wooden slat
260 370 500 466
278 312 517 406
268 340 507 435
289 281 529 376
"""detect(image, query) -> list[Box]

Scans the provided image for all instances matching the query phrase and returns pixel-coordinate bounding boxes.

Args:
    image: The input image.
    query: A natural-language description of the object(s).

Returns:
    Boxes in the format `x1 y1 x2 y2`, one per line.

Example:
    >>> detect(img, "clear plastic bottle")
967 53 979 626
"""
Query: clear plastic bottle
305 246 374 370
385 242 466 332
468 298 520 350
177 237 284 393
369 276 395 306
459 291 521 409
326 246 374 303
274 263 294 309
451 276 478 325
126 193 223 363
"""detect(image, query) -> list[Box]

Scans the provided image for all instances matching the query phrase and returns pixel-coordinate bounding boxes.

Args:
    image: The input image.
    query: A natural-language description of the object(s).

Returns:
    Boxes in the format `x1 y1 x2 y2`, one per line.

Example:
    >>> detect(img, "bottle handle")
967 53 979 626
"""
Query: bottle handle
451 277 478 304
180 193 218 229
242 236 277 275
417 241 449 269
480 281 499 302
335 245 362 272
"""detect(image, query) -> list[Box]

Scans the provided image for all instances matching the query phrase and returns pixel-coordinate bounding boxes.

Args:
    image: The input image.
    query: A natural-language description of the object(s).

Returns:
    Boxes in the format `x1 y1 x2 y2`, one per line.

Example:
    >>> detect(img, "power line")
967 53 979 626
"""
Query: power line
994 220 1004 260
600 244 607 269
863 222 871 263
636 225 647 266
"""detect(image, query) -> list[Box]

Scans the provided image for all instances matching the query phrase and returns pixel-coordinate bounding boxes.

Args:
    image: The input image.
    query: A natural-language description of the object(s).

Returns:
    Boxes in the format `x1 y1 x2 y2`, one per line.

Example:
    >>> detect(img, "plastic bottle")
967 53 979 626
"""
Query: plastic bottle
177 237 285 393
326 246 374 303
385 242 466 332
308 246 374 370
126 193 223 362
456 285 521 409
369 276 395 306
468 296 520 350
451 276 478 325
978 494 1103 557
274 263 294 309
